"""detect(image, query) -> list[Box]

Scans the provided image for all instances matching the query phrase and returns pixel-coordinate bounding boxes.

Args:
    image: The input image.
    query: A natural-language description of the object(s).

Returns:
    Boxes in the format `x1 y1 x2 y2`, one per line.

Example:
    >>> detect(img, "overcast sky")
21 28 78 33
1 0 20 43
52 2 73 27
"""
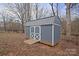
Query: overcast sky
0 3 66 21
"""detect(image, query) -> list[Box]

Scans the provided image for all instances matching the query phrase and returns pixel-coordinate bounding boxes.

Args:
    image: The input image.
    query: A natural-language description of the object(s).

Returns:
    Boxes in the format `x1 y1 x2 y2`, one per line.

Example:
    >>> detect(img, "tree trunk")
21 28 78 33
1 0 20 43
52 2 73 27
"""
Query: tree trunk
3 17 6 32
36 3 38 19
51 4 55 16
66 3 71 40
57 3 58 16
21 18 24 33
27 3 30 21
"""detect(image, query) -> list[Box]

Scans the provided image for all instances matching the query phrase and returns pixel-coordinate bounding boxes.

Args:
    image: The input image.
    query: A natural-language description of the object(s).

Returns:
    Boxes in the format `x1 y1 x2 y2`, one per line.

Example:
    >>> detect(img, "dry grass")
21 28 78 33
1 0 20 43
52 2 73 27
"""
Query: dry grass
0 32 79 56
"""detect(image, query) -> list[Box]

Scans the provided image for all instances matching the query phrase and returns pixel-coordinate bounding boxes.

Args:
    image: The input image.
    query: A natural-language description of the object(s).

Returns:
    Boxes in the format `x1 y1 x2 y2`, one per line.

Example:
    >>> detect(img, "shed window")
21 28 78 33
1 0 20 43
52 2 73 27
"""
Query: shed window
31 27 34 32
35 27 39 33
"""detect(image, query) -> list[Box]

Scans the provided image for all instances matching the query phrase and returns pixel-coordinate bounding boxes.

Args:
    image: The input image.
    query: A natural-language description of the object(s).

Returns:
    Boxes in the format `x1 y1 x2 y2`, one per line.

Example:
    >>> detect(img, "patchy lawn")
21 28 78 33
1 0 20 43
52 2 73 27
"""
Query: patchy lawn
0 32 79 56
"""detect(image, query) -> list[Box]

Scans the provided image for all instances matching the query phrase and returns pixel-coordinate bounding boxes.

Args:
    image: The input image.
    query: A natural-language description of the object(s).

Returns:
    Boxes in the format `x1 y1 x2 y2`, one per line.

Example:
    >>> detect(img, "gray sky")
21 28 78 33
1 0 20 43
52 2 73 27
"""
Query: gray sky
0 3 66 21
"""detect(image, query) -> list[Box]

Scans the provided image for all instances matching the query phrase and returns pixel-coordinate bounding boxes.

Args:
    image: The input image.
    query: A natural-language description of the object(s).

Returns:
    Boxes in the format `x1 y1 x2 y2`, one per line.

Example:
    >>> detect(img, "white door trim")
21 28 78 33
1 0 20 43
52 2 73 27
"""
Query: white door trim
30 26 41 41
35 26 41 41
30 26 35 39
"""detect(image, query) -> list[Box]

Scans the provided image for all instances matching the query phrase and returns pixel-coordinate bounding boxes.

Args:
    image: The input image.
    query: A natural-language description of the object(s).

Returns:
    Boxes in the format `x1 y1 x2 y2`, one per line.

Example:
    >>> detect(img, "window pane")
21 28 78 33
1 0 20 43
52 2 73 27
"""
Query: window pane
31 27 34 32
35 27 39 33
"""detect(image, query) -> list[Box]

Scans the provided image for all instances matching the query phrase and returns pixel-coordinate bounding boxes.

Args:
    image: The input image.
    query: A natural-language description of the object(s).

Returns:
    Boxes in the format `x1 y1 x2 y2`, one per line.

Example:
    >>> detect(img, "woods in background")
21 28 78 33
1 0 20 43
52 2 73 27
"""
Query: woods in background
0 3 79 36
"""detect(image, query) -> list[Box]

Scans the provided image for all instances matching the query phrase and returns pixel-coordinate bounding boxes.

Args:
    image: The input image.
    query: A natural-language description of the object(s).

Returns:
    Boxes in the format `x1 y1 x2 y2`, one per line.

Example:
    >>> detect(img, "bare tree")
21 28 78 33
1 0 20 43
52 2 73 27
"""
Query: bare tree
65 3 71 40
36 3 38 19
65 3 78 40
6 3 28 33
38 7 50 18
56 3 58 16
31 3 50 20
49 3 55 16
0 11 6 31
27 3 31 21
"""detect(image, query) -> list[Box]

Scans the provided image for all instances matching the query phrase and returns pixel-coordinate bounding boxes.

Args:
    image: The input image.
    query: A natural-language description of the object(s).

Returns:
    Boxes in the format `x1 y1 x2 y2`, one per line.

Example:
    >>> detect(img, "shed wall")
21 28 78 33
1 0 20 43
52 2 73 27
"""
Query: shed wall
54 17 61 25
41 24 52 45
54 25 61 45
25 16 61 46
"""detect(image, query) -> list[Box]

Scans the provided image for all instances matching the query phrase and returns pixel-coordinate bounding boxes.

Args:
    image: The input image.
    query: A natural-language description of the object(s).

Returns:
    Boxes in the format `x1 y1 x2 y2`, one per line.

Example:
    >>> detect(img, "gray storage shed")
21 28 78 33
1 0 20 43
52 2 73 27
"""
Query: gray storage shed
25 16 61 46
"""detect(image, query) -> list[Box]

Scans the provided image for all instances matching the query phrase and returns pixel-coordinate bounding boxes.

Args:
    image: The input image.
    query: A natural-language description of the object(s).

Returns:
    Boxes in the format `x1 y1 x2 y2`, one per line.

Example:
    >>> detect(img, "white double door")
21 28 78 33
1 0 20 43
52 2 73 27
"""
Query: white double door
30 26 41 41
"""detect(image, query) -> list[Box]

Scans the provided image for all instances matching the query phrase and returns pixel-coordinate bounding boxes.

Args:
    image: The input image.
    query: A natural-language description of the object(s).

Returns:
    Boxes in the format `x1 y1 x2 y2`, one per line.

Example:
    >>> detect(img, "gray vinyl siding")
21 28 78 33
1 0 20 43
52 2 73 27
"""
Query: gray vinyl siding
41 24 52 43
26 26 30 37
54 17 61 25
25 16 61 46
54 25 60 44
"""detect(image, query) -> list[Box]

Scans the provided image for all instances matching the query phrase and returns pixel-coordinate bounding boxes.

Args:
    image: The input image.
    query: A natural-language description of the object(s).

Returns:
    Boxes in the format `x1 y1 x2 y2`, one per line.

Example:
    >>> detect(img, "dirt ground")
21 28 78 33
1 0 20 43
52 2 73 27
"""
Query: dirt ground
0 32 79 56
